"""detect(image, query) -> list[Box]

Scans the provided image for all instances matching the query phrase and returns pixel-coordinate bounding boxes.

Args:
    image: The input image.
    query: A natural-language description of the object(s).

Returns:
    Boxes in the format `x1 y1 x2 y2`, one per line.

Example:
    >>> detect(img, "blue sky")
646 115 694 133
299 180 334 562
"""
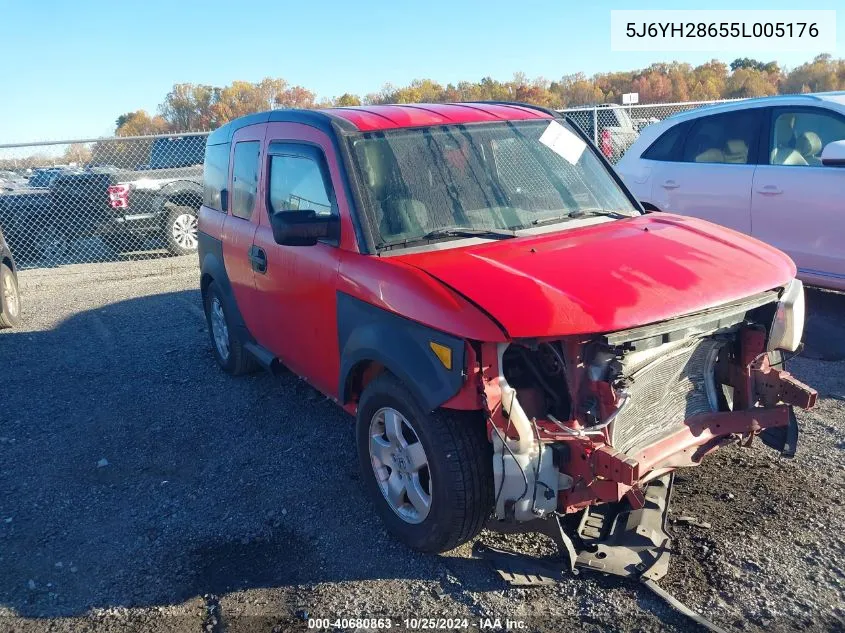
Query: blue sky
0 0 842 144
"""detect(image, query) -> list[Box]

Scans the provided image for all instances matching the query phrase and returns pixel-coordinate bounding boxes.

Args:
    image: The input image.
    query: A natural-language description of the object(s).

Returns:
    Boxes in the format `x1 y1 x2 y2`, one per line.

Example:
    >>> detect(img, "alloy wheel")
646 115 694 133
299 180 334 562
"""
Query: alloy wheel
171 213 198 251
368 407 432 524
210 296 229 361
3 273 19 318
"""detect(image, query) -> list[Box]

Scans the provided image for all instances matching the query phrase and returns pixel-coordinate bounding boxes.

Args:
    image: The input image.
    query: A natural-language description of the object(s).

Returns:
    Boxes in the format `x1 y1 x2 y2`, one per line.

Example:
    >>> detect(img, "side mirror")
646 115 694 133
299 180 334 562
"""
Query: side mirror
269 210 339 246
821 140 845 167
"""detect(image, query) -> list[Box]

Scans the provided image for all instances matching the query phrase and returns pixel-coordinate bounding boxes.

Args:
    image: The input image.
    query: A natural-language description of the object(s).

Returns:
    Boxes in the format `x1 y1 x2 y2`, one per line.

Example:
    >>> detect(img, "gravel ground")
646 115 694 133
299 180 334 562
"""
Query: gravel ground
1 257 843 633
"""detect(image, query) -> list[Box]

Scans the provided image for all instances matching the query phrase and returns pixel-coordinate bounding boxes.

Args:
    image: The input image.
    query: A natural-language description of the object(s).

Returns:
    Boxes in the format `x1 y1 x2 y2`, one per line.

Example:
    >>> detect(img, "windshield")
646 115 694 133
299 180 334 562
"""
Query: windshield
28 169 59 188
347 119 639 249
148 136 205 170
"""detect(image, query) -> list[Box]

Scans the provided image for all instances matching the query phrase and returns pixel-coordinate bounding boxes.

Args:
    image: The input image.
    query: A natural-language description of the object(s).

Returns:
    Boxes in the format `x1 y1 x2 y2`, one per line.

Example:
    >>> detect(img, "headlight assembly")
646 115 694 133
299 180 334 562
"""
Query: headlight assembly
768 279 805 353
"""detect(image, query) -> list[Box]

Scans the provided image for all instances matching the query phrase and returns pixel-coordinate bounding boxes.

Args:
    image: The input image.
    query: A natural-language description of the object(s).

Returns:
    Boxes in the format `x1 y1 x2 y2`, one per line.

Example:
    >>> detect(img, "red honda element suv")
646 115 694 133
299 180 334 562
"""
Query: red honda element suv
197 103 815 578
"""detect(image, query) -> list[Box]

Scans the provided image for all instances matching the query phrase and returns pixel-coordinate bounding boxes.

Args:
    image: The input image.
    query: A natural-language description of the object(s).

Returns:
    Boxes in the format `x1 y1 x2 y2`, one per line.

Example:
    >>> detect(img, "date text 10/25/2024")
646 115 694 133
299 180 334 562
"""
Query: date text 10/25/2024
307 617 528 630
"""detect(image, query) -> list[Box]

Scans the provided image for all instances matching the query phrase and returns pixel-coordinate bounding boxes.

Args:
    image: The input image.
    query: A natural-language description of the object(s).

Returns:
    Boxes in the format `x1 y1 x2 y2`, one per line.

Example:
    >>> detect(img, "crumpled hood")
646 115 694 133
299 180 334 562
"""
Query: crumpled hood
393 214 796 338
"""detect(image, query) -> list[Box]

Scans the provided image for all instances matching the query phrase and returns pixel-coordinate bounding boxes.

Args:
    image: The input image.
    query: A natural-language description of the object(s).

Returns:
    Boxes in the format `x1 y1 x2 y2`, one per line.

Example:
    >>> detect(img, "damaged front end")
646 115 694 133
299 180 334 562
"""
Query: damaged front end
473 280 816 582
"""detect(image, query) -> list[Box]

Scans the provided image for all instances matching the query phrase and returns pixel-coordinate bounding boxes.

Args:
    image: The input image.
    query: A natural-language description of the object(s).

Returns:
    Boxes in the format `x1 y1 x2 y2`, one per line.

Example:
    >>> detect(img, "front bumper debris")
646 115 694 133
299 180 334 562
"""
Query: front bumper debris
575 474 672 580
480 474 673 584
479 474 728 632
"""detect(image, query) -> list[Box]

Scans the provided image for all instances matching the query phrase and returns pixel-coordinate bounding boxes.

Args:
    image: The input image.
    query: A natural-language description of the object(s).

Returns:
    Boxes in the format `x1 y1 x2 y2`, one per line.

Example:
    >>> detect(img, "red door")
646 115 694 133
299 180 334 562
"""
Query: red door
250 122 357 398
221 124 266 336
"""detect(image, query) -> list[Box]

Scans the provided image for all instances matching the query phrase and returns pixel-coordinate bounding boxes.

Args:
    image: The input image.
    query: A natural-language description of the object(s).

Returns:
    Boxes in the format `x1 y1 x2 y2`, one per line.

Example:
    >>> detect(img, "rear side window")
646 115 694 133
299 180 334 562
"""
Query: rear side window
149 136 205 169
231 141 261 220
202 142 230 212
269 154 335 216
681 110 761 165
641 122 689 161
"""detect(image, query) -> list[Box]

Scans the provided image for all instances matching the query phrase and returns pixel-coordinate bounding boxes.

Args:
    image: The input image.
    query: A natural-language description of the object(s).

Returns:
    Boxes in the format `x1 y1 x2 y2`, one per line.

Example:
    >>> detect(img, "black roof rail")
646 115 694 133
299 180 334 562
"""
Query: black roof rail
206 108 358 145
471 100 563 119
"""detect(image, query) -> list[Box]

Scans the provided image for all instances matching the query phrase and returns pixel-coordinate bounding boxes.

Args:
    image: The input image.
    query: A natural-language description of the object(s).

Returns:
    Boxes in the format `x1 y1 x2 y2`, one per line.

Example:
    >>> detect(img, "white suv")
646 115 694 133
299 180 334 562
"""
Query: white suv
616 93 845 291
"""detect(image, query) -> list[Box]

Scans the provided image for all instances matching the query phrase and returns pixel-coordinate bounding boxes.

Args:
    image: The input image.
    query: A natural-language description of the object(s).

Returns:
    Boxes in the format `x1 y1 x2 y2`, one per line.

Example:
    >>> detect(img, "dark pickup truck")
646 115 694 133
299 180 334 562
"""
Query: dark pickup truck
53 135 205 255
0 184 55 262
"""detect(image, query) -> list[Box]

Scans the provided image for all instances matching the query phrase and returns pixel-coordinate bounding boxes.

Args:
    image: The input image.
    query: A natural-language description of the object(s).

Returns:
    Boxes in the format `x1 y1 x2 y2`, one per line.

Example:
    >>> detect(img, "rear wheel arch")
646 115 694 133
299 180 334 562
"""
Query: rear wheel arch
200 250 249 340
157 180 203 210
200 271 214 299
165 190 203 211
203 279 257 375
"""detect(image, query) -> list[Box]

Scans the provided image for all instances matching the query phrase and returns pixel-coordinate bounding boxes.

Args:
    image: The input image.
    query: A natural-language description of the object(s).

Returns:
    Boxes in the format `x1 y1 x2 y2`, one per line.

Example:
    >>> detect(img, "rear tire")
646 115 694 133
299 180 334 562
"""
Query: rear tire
0 263 21 329
164 205 199 255
202 281 257 375
356 373 493 553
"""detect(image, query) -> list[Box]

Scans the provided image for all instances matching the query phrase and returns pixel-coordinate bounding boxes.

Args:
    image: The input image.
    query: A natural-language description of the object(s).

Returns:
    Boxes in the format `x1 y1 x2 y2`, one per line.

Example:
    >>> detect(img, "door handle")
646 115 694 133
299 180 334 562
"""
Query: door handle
756 185 783 196
248 245 267 274
661 180 680 190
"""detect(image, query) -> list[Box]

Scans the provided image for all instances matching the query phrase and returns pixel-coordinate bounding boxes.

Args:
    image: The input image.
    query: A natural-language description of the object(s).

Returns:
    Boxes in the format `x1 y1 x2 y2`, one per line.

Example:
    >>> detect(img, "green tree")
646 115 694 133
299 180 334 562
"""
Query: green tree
725 68 779 98
159 83 216 132
115 110 171 136
109 54 845 139
62 143 93 165
276 85 317 109
334 93 362 106
551 73 604 106
688 60 728 100
783 54 844 93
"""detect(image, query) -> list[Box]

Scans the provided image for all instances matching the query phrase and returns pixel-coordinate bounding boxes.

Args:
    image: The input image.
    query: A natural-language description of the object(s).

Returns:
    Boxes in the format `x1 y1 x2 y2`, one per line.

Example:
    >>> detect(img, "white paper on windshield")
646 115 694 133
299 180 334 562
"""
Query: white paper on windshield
538 120 586 165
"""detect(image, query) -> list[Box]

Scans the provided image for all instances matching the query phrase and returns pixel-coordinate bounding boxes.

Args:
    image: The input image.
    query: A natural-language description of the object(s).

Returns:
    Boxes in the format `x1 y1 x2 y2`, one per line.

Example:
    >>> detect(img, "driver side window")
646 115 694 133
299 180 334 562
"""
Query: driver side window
268 154 335 217
769 109 845 167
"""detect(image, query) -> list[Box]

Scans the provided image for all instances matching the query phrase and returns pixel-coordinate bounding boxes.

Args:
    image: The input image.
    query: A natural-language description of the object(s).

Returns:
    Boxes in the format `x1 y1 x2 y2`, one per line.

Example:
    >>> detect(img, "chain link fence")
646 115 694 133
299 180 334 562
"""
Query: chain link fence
0 133 209 271
559 99 740 164
0 99 737 273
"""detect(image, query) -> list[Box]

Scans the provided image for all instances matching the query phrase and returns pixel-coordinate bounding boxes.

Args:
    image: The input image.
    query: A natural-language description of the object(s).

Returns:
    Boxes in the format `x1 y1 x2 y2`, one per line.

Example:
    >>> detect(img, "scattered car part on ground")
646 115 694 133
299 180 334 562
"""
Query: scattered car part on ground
196 102 817 605
616 91 845 291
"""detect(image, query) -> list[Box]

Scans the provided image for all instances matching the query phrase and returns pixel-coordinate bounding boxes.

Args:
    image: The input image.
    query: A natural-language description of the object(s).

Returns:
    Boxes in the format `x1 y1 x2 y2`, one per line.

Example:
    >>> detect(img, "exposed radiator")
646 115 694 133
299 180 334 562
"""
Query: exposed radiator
609 338 723 454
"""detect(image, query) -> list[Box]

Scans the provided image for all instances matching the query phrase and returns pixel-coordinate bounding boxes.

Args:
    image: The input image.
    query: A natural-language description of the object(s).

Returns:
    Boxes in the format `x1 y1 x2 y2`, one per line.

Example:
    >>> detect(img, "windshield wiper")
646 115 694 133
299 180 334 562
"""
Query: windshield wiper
422 226 517 240
568 208 632 219
529 208 631 227
378 226 517 250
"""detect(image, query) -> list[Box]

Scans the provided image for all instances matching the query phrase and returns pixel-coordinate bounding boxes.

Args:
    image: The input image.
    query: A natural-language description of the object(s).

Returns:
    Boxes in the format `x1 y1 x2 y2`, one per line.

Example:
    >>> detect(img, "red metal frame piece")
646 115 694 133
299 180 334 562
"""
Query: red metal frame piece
475 328 818 515
558 406 792 512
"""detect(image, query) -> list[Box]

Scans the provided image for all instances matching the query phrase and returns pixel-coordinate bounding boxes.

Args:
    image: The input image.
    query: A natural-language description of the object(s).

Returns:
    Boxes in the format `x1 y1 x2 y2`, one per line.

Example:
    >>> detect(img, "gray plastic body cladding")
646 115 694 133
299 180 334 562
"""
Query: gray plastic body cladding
337 292 466 411
198 231 251 343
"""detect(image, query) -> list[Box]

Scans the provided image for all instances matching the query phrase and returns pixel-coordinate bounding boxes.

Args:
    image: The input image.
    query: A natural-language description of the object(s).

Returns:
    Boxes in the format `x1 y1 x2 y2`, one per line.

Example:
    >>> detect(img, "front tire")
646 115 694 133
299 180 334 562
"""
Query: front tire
202 281 256 375
356 373 493 553
0 263 21 328
164 205 198 255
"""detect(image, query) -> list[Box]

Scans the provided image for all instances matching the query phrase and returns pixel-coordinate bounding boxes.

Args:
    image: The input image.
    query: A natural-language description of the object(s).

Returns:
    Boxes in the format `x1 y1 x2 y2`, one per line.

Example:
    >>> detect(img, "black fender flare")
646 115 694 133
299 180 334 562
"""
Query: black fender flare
337 293 466 412
154 180 204 216
198 232 251 343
